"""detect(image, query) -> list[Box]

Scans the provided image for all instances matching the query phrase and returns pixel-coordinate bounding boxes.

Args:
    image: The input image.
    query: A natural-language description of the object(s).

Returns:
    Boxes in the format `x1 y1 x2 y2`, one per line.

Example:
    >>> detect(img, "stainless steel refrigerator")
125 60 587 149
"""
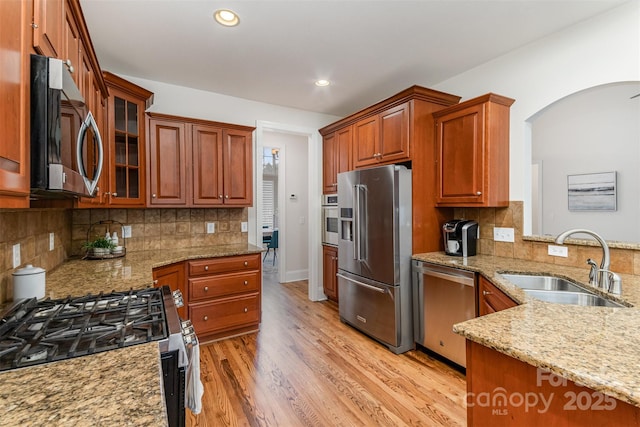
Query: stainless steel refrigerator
337 164 413 354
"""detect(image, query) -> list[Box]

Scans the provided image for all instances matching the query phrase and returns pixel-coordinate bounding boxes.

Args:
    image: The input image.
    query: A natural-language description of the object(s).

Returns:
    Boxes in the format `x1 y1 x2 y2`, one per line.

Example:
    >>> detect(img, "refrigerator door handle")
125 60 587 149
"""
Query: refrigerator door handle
353 185 360 261
337 273 387 294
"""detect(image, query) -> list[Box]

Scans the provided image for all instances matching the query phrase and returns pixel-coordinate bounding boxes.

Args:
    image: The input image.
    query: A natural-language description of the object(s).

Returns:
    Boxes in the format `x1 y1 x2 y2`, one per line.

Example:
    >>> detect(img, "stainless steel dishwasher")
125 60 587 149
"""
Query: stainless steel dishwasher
412 260 476 367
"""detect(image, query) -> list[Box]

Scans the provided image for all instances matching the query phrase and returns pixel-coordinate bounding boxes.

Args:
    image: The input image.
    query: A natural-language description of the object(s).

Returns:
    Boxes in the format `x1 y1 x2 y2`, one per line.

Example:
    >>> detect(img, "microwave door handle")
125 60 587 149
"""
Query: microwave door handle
76 111 103 196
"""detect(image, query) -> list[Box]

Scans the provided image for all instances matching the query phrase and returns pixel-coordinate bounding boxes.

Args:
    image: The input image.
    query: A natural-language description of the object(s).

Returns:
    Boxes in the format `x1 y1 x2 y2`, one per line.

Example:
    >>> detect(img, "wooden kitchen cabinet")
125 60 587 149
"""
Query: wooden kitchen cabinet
478 275 517 316
322 126 352 194
0 0 31 207
103 72 153 207
153 262 186 319
320 86 461 254
32 0 64 58
187 253 262 342
466 340 640 426
147 113 254 207
353 102 410 168
322 245 339 302
434 93 515 207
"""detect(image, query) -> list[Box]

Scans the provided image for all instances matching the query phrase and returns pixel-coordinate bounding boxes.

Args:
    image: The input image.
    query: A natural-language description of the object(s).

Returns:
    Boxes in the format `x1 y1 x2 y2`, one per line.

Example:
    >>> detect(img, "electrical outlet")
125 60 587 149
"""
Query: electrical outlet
49 233 55 251
493 227 515 242
241 222 248 232
12 244 20 268
548 245 569 257
206 222 215 234
122 225 132 238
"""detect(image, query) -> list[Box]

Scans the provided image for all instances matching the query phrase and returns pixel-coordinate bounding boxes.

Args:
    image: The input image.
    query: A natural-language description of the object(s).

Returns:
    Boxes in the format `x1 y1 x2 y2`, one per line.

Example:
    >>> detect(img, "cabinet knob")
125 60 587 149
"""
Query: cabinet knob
225 195 229 199
219 194 223 199
482 290 493 296
153 279 158 285
64 59 74 73
112 192 118 197
243 307 248 313
204 286 209 292
476 191 482 195
152 193 157 198
203 315 208 321
244 261 248 266
243 280 248 285
32 23 39 29
204 265 209 271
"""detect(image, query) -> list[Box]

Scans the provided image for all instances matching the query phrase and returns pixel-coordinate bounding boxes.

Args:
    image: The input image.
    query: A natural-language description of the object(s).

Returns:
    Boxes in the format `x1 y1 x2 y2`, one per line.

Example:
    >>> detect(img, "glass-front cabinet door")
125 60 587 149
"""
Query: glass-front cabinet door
104 72 153 206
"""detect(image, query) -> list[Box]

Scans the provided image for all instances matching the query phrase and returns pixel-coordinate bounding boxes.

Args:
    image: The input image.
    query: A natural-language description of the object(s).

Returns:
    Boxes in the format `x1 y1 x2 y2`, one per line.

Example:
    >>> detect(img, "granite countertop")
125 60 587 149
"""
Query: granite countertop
412 252 640 408
0 243 263 426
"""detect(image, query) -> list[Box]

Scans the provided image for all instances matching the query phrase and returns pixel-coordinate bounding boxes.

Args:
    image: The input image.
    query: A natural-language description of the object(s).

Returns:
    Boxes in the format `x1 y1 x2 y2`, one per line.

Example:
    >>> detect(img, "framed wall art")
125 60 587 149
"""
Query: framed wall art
567 171 617 211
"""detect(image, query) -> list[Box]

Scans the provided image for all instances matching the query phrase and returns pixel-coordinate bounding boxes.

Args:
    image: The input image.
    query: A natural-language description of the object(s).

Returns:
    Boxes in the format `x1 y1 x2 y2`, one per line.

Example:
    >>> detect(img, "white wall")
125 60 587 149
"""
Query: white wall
262 131 309 282
118 75 340 130
431 0 640 234
531 82 640 242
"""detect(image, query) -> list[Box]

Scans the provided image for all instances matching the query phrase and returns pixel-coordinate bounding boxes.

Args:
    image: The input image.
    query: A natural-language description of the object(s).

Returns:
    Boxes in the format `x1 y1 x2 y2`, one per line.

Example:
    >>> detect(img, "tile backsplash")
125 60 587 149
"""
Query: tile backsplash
0 209 71 303
70 208 248 256
455 201 640 275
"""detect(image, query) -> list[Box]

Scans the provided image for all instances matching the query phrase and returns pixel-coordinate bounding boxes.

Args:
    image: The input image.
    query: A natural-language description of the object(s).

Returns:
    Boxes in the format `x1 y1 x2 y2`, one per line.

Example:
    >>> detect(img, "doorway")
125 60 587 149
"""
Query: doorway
262 146 280 279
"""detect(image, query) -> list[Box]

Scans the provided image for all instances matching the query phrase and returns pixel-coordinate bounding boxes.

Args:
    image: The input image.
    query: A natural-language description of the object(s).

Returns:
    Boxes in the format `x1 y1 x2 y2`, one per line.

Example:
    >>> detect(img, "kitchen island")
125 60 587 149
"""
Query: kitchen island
413 252 640 424
0 243 263 427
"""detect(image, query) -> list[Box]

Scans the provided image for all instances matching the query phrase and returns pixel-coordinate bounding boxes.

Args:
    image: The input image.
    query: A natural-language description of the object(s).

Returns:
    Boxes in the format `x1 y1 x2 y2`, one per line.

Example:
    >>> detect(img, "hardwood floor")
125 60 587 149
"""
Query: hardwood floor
187 278 467 426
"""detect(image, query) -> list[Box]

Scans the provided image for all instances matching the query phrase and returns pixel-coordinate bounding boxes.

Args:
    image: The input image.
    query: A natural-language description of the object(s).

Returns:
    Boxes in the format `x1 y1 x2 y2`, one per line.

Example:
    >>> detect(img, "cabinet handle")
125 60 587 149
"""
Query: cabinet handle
243 307 248 313
482 290 493 296
476 191 482 195
243 280 248 285
153 279 158 285
244 261 248 267
204 265 209 271
152 193 157 198
203 315 208 321
204 286 209 292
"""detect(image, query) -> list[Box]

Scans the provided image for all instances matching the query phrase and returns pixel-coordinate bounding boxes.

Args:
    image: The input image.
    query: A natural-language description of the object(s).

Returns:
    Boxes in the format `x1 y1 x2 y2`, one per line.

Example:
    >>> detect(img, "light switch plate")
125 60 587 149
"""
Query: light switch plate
49 233 55 251
494 227 515 242
206 222 215 234
548 245 569 257
12 244 20 268
241 222 248 232
122 225 132 238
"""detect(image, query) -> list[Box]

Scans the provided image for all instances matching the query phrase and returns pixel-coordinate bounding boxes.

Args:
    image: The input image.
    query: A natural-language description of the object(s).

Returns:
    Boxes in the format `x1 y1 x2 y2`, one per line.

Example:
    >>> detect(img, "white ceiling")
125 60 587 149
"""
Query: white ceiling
80 0 629 117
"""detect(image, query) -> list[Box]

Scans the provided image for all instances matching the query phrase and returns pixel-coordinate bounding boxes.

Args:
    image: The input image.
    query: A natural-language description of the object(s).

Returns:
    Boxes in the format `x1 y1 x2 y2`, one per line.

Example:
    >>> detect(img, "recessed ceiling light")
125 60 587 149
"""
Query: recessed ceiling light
214 9 240 27
315 79 330 87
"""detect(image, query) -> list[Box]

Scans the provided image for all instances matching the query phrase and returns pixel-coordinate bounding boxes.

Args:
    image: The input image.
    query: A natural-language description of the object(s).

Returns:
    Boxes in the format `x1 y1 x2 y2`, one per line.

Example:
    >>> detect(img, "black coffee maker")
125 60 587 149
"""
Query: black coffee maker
442 219 479 257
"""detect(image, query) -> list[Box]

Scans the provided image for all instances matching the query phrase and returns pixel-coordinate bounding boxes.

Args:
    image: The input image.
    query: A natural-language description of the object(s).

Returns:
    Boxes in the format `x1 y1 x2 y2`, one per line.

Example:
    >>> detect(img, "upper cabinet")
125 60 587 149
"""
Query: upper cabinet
103 72 153 207
32 0 64 59
433 93 515 207
0 0 31 207
147 113 254 207
353 102 410 168
322 126 352 194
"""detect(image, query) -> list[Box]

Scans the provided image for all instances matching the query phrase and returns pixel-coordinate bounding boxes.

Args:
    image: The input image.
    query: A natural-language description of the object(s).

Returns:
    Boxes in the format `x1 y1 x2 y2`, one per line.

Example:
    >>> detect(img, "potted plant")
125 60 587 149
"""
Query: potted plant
84 237 115 257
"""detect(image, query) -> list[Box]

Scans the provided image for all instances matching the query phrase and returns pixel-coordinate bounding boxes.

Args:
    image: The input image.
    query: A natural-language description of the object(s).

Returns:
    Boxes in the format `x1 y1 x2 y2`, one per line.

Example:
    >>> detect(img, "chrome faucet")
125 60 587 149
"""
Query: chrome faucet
554 228 622 294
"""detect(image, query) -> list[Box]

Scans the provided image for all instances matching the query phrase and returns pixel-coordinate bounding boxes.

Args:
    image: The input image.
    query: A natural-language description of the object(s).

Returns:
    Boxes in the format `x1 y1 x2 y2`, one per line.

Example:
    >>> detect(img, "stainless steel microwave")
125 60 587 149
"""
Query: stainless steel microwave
322 194 338 246
30 54 103 198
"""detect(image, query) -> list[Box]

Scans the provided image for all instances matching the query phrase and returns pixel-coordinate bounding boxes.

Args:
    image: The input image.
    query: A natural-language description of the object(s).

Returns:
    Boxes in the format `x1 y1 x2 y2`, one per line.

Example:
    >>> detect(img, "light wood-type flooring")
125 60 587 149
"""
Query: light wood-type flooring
187 275 467 426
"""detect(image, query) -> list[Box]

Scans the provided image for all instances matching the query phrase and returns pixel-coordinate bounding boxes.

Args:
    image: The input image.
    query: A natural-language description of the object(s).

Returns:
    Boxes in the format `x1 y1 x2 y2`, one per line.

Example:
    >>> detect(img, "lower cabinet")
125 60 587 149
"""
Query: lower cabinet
478 276 517 315
187 253 262 342
152 253 262 342
152 262 186 319
466 341 640 426
322 245 339 302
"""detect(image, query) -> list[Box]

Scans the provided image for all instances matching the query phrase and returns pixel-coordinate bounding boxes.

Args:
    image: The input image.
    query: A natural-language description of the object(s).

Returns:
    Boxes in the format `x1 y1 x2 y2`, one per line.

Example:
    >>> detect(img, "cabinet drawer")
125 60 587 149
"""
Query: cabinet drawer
188 254 260 276
478 276 517 315
189 294 260 335
189 271 260 301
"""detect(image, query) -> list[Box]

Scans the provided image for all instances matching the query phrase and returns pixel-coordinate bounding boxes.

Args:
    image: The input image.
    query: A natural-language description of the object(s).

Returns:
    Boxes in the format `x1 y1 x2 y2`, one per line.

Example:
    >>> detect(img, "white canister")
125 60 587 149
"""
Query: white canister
12 264 46 300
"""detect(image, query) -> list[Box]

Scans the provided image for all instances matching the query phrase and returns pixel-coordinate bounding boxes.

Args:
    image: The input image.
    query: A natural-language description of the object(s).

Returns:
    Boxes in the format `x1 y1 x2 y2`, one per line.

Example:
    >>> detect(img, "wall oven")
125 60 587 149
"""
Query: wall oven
322 194 338 246
30 54 103 198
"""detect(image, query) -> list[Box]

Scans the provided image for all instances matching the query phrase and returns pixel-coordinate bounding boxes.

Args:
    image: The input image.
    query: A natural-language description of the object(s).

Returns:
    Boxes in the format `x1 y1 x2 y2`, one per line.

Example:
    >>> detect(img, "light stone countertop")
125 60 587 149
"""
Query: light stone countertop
0 243 264 427
412 252 640 408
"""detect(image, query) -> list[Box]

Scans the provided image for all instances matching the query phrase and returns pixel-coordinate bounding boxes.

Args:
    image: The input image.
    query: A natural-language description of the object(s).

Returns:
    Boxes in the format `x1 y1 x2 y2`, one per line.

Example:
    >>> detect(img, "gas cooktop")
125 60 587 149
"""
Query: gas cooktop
0 287 169 372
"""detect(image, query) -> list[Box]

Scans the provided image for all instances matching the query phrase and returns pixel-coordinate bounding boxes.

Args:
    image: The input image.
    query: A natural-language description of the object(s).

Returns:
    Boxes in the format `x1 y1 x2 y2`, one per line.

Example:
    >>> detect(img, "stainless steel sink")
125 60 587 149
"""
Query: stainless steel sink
500 273 625 308
523 289 624 307
500 274 586 292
